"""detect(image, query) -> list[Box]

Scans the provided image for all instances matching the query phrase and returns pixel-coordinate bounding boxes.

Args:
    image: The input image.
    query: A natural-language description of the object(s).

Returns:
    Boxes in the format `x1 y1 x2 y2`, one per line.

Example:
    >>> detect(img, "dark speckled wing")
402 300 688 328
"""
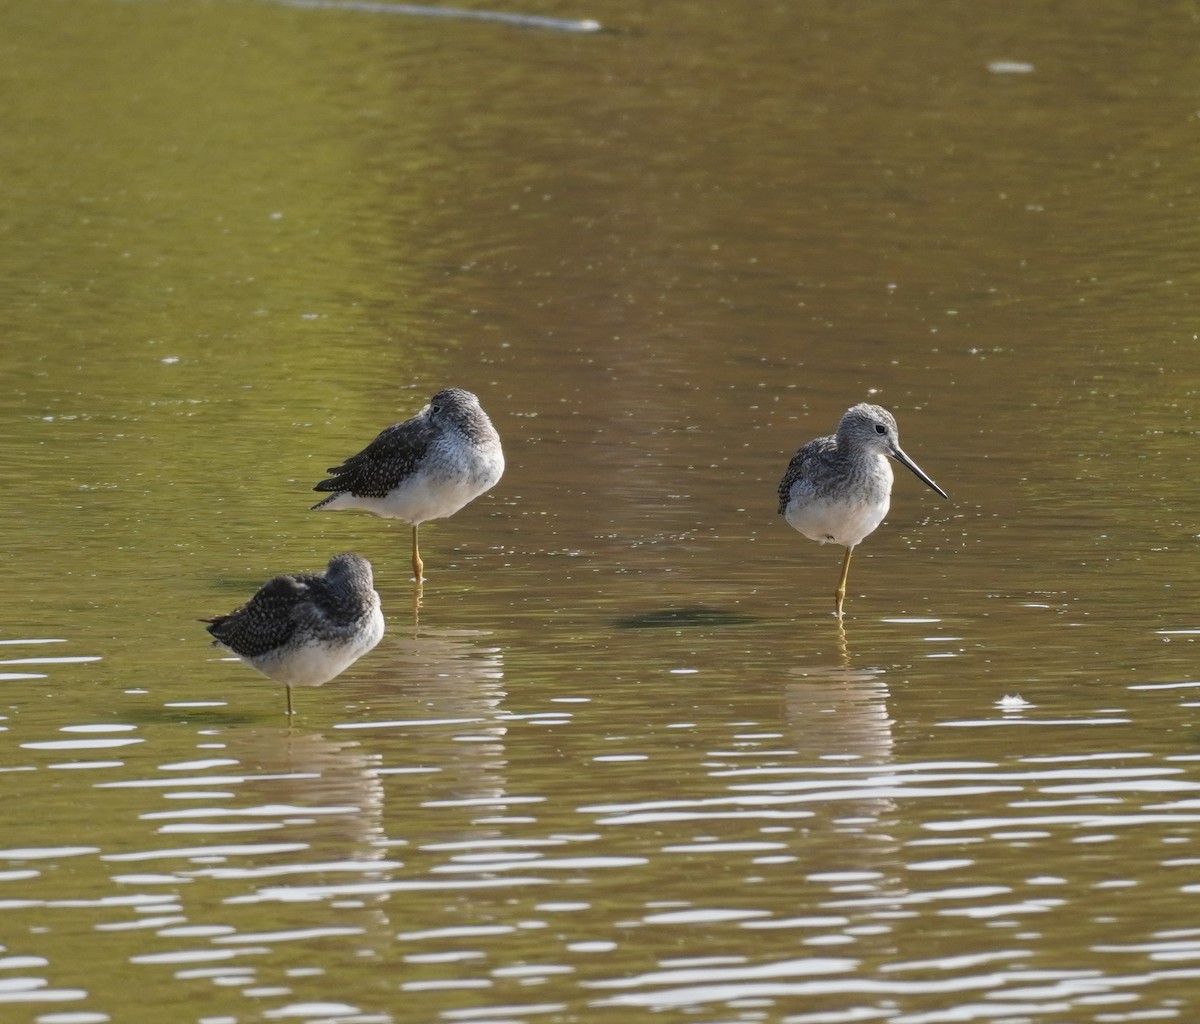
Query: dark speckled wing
313 418 439 498
204 574 315 658
777 435 837 514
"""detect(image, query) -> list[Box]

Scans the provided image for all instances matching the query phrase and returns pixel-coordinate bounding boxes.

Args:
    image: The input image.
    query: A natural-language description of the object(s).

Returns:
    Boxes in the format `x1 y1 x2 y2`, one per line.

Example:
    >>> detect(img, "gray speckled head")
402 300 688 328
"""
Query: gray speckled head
838 403 946 498
324 552 373 585
428 387 488 430
836 403 901 456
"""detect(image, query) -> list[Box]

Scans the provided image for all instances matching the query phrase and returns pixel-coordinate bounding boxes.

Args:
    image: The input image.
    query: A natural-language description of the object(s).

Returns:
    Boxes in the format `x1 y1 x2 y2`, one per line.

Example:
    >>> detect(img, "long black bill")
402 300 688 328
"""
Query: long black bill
892 446 948 499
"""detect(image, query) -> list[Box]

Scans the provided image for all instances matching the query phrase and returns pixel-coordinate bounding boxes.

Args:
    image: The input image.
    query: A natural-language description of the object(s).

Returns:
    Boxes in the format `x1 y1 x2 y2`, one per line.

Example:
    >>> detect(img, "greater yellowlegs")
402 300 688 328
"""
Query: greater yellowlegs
777 403 947 617
312 388 504 582
204 552 385 716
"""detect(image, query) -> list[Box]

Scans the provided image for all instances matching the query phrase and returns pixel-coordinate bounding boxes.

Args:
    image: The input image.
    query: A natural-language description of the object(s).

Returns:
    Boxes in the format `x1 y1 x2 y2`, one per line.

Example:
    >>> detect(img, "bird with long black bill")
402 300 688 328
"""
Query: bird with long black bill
778 403 947 617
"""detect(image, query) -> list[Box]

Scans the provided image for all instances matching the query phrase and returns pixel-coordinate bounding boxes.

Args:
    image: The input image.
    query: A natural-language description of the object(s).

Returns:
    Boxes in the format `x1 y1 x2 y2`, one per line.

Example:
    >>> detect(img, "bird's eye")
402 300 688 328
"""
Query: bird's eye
874 423 887 434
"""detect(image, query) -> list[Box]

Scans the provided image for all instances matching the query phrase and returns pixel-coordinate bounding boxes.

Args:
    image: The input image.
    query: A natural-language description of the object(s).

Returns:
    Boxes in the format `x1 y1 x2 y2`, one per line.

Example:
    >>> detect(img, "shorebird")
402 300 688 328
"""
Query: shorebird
312 388 504 582
778 403 947 617
204 552 385 716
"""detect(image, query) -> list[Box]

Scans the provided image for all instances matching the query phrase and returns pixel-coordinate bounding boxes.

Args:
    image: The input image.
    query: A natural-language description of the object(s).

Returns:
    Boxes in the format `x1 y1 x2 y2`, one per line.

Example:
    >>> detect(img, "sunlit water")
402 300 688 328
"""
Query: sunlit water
3 0 1200 1021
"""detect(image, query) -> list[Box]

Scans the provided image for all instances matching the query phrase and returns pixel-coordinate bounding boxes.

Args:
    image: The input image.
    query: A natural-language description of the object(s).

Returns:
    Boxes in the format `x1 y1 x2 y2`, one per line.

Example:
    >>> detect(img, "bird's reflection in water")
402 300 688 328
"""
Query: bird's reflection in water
220 729 387 858
783 662 893 766
166 730 398 995
344 625 510 833
775 619 907 930
364 626 505 726
195 628 507 960
784 616 893 771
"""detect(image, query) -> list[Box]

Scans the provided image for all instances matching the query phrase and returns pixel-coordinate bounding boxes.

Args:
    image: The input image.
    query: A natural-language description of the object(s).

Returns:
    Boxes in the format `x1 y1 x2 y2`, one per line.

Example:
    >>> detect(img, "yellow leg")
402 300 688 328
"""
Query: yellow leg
411 525 424 583
835 545 854 618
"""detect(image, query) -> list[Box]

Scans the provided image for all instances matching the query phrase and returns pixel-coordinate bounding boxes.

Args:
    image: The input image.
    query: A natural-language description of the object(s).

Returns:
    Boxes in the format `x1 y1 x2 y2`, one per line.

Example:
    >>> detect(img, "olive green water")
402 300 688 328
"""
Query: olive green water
3 1 1200 1022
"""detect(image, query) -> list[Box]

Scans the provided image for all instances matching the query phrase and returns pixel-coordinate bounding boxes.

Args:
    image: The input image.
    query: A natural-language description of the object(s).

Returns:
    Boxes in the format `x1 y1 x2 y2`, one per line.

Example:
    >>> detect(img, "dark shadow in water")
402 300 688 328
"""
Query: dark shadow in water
129 704 266 728
614 606 758 630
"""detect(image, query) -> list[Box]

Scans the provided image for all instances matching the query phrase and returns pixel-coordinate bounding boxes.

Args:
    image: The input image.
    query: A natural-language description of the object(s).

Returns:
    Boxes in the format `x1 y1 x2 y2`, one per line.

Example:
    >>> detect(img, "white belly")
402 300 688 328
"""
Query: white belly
784 494 890 549
321 473 489 525
322 436 504 525
245 606 385 688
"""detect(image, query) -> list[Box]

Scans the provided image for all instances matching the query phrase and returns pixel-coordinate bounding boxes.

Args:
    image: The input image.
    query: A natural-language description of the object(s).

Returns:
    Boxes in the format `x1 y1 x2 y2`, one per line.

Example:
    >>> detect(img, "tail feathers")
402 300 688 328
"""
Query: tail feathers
312 473 345 493
311 492 344 511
